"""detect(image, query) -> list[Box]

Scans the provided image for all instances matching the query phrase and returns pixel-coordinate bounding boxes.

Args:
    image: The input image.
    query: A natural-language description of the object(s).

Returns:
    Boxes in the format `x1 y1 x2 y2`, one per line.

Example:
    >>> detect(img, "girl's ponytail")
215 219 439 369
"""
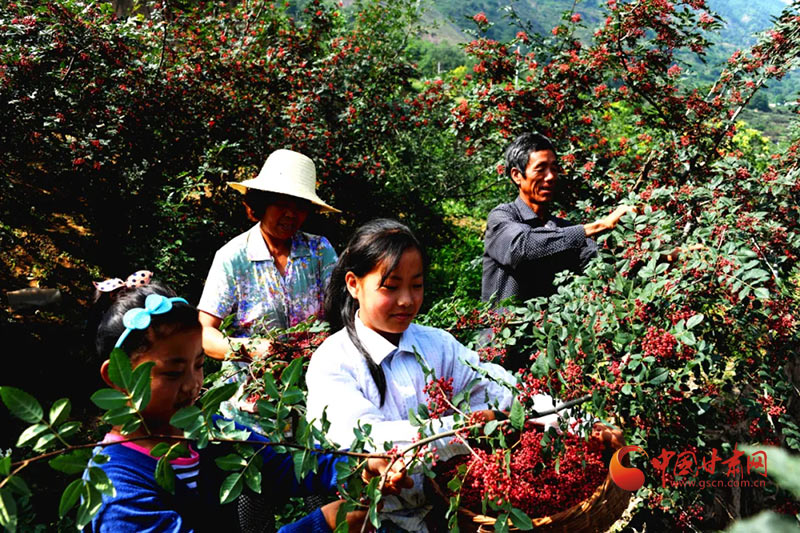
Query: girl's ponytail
325 250 388 406
324 219 427 407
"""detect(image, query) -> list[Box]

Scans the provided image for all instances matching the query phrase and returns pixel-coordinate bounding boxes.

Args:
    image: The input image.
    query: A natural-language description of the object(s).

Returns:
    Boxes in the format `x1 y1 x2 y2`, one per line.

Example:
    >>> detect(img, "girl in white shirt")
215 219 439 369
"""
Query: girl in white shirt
306 219 558 532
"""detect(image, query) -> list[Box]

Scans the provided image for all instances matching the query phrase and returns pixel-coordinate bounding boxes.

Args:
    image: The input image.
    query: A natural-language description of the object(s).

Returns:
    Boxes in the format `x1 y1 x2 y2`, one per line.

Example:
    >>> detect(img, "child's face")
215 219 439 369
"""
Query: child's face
346 248 424 343
105 327 204 434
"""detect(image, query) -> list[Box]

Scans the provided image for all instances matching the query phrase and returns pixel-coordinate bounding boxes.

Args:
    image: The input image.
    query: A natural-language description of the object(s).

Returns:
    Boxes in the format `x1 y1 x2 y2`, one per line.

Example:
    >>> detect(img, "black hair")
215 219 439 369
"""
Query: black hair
242 190 313 220
324 219 427 406
504 132 558 186
95 281 201 361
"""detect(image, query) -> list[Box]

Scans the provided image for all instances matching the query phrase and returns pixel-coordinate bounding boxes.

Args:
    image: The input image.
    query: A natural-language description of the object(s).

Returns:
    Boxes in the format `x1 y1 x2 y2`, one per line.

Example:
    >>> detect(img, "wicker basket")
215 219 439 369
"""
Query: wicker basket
429 439 631 533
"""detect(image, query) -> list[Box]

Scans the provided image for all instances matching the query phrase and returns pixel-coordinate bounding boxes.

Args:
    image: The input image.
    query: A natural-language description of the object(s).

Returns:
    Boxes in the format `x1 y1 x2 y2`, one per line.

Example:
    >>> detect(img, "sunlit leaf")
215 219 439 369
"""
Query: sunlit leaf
87 466 115 497
130 361 154 411
0 487 18 532
15 423 49 448
215 454 247 471
90 389 129 410
219 473 243 505
49 398 71 426
108 348 133 390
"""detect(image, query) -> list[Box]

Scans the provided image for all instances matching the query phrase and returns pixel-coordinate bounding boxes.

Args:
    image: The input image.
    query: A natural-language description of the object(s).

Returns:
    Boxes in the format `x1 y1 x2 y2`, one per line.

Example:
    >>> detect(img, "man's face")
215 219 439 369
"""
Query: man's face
511 149 559 213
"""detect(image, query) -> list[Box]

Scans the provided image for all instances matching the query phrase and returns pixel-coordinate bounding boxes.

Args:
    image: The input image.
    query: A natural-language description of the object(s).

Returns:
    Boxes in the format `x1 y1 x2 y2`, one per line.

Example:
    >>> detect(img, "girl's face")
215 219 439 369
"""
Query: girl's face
346 248 424 344
103 327 204 435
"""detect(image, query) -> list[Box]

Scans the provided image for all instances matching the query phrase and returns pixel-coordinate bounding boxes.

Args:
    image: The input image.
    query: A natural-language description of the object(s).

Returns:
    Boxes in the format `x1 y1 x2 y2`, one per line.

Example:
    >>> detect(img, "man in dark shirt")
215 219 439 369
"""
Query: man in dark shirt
482 132 635 303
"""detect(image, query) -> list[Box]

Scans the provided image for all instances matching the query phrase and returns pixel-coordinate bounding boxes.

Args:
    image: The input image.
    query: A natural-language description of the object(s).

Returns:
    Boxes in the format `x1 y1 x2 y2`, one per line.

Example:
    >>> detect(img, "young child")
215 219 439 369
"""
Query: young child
305 219 560 532
88 281 403 533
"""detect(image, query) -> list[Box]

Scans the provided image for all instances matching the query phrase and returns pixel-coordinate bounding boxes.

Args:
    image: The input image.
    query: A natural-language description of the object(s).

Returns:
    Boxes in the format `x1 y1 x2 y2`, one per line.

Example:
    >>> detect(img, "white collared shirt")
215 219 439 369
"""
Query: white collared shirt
306 315 559 531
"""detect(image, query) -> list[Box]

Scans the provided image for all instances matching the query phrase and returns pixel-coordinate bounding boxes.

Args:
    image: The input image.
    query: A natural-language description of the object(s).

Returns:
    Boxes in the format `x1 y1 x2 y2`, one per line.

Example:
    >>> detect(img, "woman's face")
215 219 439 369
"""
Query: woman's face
261 195 312 242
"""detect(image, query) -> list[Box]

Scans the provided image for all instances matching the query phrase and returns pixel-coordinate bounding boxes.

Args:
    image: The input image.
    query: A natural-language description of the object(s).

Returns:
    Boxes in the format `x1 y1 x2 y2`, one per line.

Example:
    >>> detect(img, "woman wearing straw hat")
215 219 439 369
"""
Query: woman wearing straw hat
198 149 340 362
197 149 340 532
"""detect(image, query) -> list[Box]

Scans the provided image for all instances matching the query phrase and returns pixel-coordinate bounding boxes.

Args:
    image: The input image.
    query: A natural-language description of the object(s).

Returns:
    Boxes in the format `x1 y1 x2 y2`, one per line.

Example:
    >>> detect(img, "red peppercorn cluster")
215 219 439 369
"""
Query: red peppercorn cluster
641 326 678 360
440 427 607 518
423 376 454 418
757 394 786 418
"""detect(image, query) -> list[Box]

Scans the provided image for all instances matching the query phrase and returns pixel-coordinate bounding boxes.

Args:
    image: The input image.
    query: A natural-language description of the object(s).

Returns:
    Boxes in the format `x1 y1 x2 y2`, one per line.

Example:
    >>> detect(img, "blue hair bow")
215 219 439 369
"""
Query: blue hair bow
114 294 189 348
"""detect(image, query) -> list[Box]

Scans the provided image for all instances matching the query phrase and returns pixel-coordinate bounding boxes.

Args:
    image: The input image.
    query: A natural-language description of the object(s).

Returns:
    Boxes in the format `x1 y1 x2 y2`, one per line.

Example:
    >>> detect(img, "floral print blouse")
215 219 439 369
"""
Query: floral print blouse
198 223 338 336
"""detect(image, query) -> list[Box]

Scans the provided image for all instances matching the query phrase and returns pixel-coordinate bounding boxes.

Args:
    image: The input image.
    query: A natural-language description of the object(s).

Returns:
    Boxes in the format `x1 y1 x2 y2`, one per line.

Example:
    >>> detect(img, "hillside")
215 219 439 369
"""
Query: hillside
415 0 799 106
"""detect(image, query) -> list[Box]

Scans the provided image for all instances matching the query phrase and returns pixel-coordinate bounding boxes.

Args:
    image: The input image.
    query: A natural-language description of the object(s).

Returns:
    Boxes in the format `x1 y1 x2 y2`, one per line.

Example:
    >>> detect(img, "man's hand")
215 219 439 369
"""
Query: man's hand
584 205 637 237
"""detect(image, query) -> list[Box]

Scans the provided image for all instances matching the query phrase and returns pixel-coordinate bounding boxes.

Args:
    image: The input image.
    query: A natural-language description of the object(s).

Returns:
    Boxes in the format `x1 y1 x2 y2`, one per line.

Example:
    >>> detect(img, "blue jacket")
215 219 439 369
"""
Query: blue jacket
86 424 342 533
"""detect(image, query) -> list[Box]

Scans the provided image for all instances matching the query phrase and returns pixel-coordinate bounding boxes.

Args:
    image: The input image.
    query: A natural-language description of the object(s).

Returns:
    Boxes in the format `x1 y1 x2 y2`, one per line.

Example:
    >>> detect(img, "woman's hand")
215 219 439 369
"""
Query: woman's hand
592 422 625 449
363 457 413 495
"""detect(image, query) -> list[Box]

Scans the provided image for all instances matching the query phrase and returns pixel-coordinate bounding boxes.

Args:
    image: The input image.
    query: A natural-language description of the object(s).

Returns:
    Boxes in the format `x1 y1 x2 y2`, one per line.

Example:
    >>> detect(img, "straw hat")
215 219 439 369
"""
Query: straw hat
227 149 340 213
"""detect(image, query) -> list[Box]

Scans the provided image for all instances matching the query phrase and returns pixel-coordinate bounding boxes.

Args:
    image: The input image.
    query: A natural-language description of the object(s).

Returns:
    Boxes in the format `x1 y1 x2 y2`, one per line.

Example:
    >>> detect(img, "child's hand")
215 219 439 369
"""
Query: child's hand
364 457 413 495
320 500 367 533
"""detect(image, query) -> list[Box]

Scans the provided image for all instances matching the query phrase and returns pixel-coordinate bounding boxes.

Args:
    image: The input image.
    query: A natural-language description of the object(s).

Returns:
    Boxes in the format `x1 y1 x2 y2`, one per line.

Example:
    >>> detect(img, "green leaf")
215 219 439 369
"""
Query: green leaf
170 406 202 429
32 433 59 452
509 507 533 530
509 399 525 430
102 406 137 426
293 450 308 481
4 477 29 497
149 443 171 458
90 389 129 410
0 456 9 476
49 449 92 474
484 420 499 436
58 421 81 440
741 445 800 499
261 374 280 398
91 453 110 465
15 423 49 448
724 510 800 533
686 314 704 329
59 479 83 518
0 487 18 532
753 287 770 300
281 357 304 387
281 388 305 405
130 361 154 411
49 398 71 426
495 513 510 533
119 417 142 435
200 382 238 413
76 484 103 529
215 454 247 471
244 464 262 494
155 457 176 494
649 368 669 385
87 466 115 497
0 386 43 423
108 348 133 390
219 473 243 505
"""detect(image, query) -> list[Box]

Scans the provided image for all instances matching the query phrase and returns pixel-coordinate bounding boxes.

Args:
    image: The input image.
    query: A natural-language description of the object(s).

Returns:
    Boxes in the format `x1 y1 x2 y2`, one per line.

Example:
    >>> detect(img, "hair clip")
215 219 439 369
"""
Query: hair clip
94 270 153 293
115 294 189 348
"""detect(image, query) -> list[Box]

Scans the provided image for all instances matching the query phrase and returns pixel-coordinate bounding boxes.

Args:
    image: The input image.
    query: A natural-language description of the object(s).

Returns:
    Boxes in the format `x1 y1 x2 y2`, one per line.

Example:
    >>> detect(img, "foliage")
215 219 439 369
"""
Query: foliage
2 0 800 531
